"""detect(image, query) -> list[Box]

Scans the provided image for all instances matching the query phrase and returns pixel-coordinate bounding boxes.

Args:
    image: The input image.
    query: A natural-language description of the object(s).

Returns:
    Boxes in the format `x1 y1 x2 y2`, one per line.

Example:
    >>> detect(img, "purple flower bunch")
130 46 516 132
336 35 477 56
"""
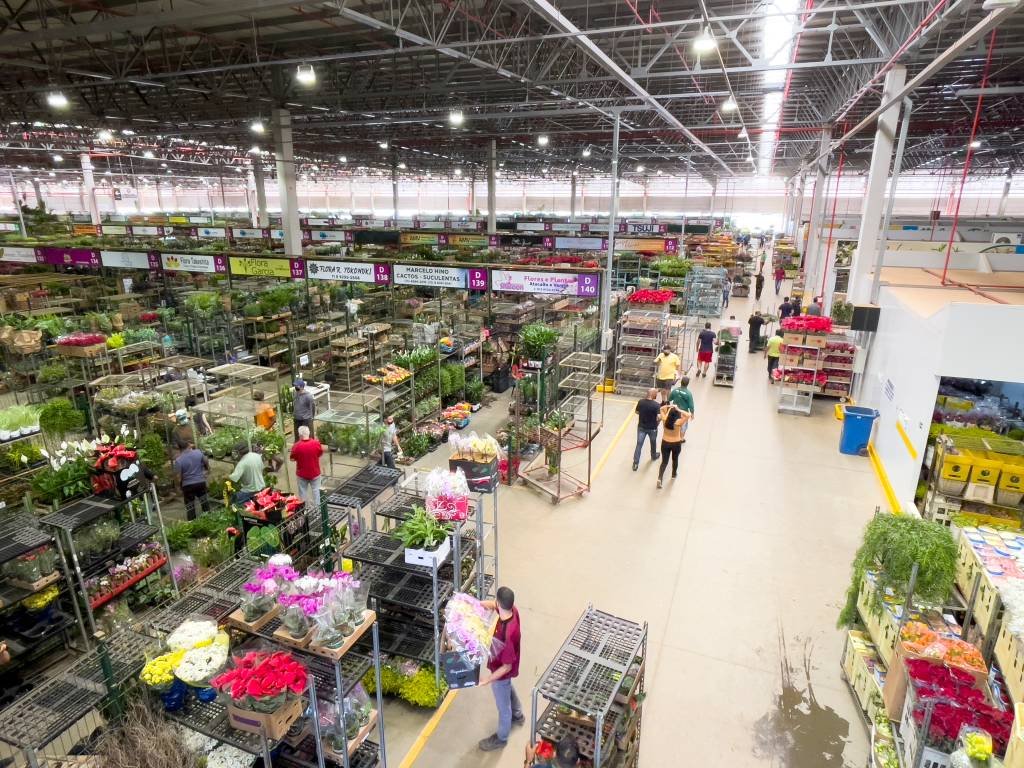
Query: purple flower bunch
279 592 322 617
254 564 299 583
242 577 278 596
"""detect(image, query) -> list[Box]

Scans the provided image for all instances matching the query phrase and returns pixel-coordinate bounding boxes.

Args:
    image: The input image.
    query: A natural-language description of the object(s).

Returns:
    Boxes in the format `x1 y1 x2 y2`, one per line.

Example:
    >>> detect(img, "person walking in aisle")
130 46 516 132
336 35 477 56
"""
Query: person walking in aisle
747 311 766 353
696 322 717 378
791 293 802 315
779 297 793 320
174 439 210 521
755 271 765 301
229 443 265 505
380 414 401 469
773 265 786 295
477 587 524 752
656 403 689 489
668 377 695 443
654 344 681 399
806 296 823 316
292 379 315 440
765 330 785 382
722 277 732 309
632 389 661 471
289 425 324 513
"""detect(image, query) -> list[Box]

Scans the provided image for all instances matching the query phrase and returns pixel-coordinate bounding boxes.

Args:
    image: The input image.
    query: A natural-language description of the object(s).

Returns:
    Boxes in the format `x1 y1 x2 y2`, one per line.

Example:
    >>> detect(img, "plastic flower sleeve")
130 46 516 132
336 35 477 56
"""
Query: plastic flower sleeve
166 616 219 652
424 468 470 522
175 630 229 686
240 568 279 622
443 592 498 665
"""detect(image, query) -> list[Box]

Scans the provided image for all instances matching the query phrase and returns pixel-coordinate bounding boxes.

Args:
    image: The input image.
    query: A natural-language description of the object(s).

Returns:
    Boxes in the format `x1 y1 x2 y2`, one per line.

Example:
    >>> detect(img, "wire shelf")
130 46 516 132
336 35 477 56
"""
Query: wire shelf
81 521 159 578
71 630 161 689
357 618 436 665
306 651 373 700
0 515 52 566
164 697 272 755
359 564 453 612
345 531 450 574
39 495 125 532
0 676 105 749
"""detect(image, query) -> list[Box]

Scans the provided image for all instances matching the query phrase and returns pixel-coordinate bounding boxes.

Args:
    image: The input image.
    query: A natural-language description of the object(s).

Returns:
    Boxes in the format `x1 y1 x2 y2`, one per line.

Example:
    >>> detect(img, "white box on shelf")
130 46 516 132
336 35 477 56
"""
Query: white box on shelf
404 536 451 567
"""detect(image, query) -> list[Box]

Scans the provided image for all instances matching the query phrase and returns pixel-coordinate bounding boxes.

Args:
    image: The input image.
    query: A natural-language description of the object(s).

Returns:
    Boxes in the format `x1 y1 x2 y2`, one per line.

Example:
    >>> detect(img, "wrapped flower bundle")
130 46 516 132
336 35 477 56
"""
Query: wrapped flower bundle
424 468 470 522
211 650 308 712
443 592 497 664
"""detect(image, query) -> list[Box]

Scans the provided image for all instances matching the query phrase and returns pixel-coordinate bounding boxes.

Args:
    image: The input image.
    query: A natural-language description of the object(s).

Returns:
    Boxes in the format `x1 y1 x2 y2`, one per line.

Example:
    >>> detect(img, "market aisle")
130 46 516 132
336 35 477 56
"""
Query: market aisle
405 288 879 768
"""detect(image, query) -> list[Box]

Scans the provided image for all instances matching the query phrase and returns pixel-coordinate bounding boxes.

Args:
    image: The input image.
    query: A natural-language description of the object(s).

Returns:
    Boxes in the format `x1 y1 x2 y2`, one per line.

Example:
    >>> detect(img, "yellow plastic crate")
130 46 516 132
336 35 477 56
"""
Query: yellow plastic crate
966 450 1001 486
1000 456 1024 492
940 452 973 482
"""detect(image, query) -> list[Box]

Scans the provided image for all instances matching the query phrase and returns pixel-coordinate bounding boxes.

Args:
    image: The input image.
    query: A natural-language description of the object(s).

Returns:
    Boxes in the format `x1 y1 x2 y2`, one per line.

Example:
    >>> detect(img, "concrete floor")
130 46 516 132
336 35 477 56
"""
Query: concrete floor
394 285 881 768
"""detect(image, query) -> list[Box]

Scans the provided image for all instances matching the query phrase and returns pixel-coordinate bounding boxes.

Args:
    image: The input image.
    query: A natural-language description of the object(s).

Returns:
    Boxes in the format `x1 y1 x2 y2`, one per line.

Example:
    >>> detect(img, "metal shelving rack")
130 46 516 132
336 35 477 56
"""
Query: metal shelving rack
682 266 728 317
531 606 648 768
324 464 404 535
776 346 821 416
39 487 178 647
614 310 669 396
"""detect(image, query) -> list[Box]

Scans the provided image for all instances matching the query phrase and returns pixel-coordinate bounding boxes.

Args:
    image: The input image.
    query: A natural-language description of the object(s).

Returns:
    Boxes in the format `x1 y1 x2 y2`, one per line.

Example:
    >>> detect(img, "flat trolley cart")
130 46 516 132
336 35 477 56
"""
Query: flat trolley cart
713 327 740 388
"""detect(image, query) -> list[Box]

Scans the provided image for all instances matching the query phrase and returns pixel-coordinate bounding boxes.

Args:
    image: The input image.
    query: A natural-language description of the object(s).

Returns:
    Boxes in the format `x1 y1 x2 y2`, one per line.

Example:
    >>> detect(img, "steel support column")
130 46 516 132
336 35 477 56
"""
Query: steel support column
803 128 831 294
392 166 399 220
792 174 806 242
570 174 577 221
468 174 476 215
272 108 302 255
781 181 792 236
80 153 100 225
870 99 912 303
246 171 258 226
8 173 27 236
31 179 43 208
600 113 620 348
998 170 1012 217
850 65 906 303
487 139 497 234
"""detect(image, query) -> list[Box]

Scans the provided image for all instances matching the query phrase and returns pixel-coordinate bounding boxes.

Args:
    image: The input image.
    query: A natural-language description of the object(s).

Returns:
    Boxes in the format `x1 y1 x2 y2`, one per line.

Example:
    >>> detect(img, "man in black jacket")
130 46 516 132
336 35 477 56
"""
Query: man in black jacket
632 388 661 471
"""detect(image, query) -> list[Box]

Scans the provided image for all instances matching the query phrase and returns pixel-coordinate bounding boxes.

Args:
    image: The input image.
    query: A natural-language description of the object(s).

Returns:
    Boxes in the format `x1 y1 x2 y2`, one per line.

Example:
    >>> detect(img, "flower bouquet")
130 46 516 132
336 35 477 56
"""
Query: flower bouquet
424 468 470 522
443 592 498 666
310 573 370 652
242 488 304 522
211 650 308 739
3 550 42 584
140 649 186 692
174 630 230 688
167 617 220 652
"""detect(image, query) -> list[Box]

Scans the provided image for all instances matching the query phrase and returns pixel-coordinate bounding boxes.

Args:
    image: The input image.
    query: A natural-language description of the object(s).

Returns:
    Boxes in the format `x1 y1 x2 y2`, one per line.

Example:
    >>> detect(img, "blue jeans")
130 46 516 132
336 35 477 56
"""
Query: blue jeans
633 427 658 465
297 476 321 513
233 490 256 505
491 678 523 742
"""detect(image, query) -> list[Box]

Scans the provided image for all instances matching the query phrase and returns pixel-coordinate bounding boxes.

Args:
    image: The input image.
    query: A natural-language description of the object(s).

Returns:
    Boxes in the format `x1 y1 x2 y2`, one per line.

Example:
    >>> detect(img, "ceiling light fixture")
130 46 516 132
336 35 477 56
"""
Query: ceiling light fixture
52 154 63 163
379 141 389 150
19 166 29 172
693 26 717 54
738 127 748 139
296 64 316 86
249 145 261 154
581 147 592 158
160 162 167 168
47 172 55 177
970 139 982 149
46 91 69 109
143 150 155 159
636 164 644 172
537 135 549 147
454 168 462 177
97 129 114 142
449 110 464 127
721 97 738 113
250 120 265 134
397 162 406 169
121 129 135 136
339 155 347 163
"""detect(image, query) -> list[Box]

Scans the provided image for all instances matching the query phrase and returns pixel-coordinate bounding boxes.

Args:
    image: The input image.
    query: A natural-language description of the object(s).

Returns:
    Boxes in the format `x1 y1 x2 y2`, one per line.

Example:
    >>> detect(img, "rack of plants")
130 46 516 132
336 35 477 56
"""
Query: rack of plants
225 603 281 633
320 708 379 761
89 555 166 609
307 609 376 661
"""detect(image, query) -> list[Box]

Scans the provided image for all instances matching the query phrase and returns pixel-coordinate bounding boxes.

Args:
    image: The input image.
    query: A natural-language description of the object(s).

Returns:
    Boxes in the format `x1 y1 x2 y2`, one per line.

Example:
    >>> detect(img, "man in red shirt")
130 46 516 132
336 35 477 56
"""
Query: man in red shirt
289 425 323 513
478 586 524 752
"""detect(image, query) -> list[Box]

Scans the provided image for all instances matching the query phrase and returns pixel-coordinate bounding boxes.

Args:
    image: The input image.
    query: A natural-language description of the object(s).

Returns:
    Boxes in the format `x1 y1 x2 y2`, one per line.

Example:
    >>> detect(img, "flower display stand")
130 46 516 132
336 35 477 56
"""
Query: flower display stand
307 609 376 661
272 623 315 649
227 697 304 740
225 604 280 633
321 708 379 762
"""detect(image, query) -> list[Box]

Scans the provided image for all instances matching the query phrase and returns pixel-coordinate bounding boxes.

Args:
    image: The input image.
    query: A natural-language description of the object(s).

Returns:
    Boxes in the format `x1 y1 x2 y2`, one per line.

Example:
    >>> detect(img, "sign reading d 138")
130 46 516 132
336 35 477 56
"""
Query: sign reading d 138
393 264 467 289
306 260 377 283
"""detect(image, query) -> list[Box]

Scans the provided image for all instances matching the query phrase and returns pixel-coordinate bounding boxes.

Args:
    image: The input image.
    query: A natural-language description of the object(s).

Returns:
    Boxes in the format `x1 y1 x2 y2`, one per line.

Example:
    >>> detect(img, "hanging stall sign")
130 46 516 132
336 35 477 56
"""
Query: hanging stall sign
468 267 488 291
269 229 286 240
231 227 270 239
491 269 600 298
399 232 441 246
196 226 227 238
615 238 676 253
1 246 38 263
100 250 161 270
515 222 554 232
168 216 190 225
0 222 21 232
228 256 305 278
189 215 212 224
448 234 491 248
548 236 606 251
34 247 100 268
301 217 333 227
306 260 377 283
161 253 228 273
307 229 353 242
393 264 467 289
628 223 667 234
129 225 164 237
100 224 128 235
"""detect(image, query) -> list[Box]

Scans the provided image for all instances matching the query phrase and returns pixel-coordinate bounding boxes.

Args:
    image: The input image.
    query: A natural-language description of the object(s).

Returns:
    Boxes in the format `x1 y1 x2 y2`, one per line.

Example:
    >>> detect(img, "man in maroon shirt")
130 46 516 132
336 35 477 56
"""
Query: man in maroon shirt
289 425 323 513
478 586 524 752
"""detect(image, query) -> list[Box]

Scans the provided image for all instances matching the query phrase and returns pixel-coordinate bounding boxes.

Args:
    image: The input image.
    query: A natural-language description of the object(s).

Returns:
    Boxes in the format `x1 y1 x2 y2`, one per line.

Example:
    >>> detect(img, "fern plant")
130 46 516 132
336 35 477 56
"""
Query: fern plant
394 506 450 550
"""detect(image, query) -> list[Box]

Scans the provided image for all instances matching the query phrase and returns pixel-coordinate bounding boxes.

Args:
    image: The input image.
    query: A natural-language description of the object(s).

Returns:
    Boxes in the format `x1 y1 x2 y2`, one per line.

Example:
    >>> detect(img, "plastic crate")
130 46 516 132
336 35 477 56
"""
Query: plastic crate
1005 704 1024 768
923 491 960 526
899 691 952 768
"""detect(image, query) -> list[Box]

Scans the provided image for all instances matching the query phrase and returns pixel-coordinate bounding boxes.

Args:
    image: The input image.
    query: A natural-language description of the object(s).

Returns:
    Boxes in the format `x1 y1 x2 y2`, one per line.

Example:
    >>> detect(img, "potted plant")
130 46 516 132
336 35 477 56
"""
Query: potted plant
395 505 452 566
519 324 558 366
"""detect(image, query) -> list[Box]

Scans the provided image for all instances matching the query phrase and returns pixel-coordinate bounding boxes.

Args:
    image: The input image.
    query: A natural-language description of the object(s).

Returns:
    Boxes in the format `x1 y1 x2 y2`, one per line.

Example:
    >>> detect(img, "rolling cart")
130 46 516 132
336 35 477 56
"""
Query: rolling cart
713 328 740 388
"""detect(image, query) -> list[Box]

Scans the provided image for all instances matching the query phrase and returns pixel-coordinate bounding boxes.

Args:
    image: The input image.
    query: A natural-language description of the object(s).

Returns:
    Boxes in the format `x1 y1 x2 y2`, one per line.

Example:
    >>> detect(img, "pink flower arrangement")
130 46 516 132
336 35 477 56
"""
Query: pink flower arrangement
56 332 107 346
780 316 833 333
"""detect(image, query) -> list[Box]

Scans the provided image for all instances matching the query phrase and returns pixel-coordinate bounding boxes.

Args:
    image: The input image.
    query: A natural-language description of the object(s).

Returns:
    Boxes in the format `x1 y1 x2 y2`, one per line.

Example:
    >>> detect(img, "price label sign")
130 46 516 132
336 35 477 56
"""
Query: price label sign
373 263 391 285
467 268 488 290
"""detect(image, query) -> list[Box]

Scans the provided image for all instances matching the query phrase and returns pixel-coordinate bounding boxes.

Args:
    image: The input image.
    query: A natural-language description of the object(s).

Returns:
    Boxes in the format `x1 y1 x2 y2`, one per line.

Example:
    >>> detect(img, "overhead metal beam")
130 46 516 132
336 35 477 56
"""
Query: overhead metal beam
954 85 1024 97
518 0 734 177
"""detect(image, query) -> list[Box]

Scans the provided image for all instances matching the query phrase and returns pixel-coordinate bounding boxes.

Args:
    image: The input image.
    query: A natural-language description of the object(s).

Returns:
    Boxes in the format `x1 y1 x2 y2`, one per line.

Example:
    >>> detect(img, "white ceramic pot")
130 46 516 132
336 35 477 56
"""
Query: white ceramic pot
0 430 12 441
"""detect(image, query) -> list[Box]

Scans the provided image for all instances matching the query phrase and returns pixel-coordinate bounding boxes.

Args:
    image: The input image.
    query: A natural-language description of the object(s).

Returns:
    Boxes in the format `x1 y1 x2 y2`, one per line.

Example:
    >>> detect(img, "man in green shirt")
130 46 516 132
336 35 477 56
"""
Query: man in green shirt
668 376 694 443
229 443 266 504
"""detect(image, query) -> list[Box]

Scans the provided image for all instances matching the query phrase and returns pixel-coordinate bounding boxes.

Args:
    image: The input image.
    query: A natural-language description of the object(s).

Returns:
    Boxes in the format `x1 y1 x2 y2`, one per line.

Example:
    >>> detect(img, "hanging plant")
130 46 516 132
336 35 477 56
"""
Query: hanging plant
838 514 957 628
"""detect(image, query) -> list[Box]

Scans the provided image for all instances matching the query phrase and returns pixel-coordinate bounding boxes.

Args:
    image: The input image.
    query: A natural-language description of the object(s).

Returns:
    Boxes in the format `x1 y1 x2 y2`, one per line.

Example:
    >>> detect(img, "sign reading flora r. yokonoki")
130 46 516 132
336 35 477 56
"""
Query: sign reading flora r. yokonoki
393 264 467 289
491 269 600 297
306 260 377 283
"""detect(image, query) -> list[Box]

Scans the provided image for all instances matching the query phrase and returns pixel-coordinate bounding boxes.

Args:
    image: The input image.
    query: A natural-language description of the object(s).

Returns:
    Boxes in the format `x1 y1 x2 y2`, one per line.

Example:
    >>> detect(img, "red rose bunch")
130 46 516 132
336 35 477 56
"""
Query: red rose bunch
211 650 308 703
627 288 674 304
57 332 107 346
139 312 160 323
780 316 833 333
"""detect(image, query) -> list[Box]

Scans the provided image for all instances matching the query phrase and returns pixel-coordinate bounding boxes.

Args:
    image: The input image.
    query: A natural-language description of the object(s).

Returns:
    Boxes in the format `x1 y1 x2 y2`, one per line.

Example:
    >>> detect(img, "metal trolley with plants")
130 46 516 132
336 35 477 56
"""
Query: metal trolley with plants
530 606 647 768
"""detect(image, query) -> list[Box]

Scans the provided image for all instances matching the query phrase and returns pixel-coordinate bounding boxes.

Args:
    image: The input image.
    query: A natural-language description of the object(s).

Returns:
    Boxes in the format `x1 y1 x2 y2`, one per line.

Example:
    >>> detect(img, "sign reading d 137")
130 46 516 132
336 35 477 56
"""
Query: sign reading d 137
393 264 467 289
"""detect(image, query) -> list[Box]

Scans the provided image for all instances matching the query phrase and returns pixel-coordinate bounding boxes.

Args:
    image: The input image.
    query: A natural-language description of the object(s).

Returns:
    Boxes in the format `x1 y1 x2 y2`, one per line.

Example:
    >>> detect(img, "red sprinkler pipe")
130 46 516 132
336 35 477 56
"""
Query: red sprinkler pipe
819 144 846 298
941 28 997 284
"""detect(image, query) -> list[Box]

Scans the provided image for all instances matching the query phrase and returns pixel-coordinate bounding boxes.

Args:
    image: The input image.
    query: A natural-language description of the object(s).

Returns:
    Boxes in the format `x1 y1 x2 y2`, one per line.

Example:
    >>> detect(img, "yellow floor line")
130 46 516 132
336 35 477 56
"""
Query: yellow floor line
398 407 635 766
398 690 459 767
867 443 902 514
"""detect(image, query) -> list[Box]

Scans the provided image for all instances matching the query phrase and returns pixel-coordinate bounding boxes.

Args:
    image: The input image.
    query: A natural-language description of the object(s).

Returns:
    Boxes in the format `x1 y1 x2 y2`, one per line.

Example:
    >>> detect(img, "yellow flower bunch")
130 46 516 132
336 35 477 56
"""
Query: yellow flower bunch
21 585 59 612
140 649 185 689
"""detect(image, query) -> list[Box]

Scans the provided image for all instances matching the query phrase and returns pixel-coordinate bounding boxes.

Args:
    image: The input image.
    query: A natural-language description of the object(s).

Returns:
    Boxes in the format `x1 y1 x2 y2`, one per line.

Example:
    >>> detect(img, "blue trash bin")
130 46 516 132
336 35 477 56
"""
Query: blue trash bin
839 406 879 456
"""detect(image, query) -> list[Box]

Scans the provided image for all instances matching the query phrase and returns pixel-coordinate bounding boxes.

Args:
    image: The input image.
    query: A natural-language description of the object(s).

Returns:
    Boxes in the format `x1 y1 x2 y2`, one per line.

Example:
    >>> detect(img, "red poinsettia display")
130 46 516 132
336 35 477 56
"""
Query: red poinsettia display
781 316 833 333
57 332 107 346
139 311 160 323
243 488 304 520
211 650 308 706
627 288 675 304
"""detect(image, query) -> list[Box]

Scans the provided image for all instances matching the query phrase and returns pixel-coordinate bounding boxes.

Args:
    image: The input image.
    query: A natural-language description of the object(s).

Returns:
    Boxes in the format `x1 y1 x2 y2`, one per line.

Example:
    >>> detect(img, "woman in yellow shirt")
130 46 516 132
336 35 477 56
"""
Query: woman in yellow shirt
764 330 784 383
657 403 690 488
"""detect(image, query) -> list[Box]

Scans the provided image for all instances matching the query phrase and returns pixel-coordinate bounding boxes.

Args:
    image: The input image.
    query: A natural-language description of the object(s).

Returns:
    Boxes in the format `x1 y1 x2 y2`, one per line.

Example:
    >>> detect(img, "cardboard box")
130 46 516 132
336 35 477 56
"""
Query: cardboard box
803 332 827 349
227 697 303 740
441 651 481 689
782 332 804 345
404 536 451 567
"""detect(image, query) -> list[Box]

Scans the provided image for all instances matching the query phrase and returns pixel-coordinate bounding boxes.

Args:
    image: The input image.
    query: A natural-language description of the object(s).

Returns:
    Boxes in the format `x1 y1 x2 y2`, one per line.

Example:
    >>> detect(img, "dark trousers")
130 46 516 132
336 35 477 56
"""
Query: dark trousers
658 442 681 480
632 427 658 465
755 283 764 300
381 451 396 469
294 419 312 440
774 278 783 294
767 356 780 379
183 482 211 521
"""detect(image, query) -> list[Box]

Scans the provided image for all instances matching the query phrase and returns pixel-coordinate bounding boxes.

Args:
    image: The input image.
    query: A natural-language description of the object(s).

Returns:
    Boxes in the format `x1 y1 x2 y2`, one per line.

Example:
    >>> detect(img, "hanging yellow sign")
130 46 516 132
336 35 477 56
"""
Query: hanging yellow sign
399 232 439 246
229 256 295 277
448 234 489 248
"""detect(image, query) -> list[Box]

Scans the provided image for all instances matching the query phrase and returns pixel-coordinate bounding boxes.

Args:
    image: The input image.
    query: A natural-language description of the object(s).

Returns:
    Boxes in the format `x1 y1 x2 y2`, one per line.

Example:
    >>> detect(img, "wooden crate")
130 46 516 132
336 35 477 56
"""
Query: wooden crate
225 604 281 633
996 619 1024 705
955 534 1003 637
307 610 376 661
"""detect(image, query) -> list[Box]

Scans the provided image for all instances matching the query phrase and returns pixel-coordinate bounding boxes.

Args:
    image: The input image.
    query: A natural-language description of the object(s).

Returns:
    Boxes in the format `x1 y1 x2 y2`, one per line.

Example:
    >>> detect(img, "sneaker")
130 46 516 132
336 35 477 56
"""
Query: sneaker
632 463 638 471
651 453 659 461
656 479 663 489
671 473 677 479
512 714 526 727
478 735 507 752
